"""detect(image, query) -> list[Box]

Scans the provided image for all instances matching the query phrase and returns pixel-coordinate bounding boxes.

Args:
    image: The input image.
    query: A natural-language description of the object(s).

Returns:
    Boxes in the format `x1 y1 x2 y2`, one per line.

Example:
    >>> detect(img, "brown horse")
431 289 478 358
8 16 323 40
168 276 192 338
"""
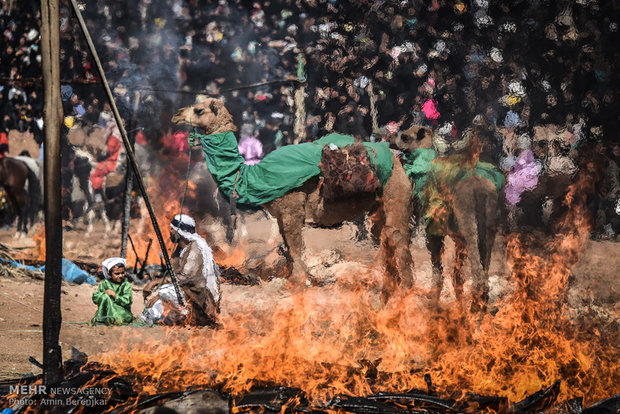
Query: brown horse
0 157 42 233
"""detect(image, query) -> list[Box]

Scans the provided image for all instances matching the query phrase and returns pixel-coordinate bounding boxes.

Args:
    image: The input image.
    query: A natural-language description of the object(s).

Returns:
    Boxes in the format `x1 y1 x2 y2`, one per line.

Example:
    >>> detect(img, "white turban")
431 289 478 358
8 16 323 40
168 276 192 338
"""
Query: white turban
170 214 197 241
102 257 126 279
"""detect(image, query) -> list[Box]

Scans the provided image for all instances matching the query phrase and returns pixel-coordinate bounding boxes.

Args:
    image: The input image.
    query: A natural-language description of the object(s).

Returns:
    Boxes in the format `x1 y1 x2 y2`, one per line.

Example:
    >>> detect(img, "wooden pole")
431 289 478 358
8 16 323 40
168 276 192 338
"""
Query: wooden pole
68 0 184 304
40 0 63 385
120 93 141 259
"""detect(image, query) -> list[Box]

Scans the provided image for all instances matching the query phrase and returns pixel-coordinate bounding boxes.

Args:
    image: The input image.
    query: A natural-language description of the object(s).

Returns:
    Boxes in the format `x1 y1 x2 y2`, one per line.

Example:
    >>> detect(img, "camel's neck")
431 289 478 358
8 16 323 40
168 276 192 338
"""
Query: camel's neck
196 131 245 199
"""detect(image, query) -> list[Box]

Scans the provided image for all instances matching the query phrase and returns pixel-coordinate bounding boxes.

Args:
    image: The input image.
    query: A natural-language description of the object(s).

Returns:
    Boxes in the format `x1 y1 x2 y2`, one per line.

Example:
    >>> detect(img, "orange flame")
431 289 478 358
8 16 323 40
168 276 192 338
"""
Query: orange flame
126 163 199 269
33 225 45 261
93 161 618 408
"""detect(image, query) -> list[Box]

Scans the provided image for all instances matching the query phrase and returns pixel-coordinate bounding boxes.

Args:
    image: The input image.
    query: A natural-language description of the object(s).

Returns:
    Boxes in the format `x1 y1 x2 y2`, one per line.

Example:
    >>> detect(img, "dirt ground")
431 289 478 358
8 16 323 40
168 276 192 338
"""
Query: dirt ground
0 212 618 382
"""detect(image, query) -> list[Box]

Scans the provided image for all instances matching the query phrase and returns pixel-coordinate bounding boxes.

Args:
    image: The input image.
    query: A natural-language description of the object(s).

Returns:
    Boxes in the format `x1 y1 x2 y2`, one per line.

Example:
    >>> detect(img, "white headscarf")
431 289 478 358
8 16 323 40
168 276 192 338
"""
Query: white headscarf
171 214 221 302
102 257 126 279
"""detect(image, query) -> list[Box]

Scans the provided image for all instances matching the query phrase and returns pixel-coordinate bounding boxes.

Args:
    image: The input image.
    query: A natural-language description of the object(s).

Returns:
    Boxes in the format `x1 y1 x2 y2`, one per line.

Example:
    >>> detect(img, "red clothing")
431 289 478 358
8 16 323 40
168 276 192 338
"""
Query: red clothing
0 132 8 157
90 133 123 191
135 130 147 145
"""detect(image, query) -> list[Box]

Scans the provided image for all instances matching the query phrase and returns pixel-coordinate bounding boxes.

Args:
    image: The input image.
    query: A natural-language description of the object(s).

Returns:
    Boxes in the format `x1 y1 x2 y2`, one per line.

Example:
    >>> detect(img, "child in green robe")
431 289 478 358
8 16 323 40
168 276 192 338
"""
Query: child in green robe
92 257 133 325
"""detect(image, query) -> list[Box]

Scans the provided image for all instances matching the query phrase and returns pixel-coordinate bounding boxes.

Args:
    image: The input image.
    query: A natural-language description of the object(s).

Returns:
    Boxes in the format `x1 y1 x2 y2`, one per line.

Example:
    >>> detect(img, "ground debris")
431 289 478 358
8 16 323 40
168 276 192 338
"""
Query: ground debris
0 358 615 414
509 380 561 413
581 395 620 414
234 386 307 413
0 263 44 280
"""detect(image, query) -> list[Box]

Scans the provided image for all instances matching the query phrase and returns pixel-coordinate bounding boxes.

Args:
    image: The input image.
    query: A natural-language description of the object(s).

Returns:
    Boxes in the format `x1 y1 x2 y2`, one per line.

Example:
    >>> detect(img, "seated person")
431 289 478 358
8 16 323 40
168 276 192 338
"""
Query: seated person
92 257 133 325
141 214 221 327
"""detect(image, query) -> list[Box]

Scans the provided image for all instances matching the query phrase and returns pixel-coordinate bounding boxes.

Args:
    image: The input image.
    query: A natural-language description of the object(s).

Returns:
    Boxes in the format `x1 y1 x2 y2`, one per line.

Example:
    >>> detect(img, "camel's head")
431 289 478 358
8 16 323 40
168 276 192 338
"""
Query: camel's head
386 125 433 153
171 97 237 134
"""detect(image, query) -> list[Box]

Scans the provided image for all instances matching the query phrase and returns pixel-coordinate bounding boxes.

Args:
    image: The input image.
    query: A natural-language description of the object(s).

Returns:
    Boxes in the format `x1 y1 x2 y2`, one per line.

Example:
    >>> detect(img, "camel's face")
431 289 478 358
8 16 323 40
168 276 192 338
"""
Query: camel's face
387 125 433 153
171 98 234 134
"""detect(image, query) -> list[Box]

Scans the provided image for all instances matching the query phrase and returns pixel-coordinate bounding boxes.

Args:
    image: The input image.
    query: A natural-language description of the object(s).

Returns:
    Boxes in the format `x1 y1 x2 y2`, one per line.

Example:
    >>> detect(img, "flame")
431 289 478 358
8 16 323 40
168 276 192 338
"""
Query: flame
33 225 45 261
91 159 618 408
217 246 248 268
125 149 200 269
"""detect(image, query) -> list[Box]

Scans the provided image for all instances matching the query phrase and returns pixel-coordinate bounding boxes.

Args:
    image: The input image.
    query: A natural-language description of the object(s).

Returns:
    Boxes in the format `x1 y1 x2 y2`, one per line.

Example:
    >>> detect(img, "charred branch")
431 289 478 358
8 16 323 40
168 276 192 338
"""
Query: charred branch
509 380 561 413
0 351 612 414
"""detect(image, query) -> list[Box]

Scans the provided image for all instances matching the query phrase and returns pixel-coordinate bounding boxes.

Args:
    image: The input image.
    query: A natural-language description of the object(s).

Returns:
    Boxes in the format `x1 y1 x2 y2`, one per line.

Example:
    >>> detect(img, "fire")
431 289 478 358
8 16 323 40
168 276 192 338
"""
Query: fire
93 161 618 408
217 246 248 268
125 149 200 269
33 225 45 261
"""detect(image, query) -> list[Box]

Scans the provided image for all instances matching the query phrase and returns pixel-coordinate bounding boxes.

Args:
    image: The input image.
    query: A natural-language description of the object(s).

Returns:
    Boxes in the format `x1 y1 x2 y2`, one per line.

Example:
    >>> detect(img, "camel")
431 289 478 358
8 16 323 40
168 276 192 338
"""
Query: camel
387 125 503 313
172 98 414 300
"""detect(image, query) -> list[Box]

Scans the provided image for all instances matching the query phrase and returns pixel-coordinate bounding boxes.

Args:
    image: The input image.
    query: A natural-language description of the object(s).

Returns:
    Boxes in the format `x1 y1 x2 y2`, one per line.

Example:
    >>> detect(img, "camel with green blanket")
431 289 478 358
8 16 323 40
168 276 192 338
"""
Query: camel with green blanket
172 98 414 301
387 125 505 313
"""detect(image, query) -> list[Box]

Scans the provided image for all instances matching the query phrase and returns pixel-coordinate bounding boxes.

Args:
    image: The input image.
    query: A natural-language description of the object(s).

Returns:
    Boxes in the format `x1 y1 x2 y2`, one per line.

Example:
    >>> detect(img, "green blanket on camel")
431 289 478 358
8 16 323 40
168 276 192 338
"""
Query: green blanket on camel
401 148 505 235
197 132 394 206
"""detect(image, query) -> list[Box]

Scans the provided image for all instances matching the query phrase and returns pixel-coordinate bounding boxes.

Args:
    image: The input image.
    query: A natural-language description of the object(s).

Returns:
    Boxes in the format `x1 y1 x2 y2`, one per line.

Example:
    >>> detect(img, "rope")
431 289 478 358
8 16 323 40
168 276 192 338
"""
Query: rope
178 106 195 224
232 170 241 199
178 141 193 220
293 53 307 144
368 79 379 134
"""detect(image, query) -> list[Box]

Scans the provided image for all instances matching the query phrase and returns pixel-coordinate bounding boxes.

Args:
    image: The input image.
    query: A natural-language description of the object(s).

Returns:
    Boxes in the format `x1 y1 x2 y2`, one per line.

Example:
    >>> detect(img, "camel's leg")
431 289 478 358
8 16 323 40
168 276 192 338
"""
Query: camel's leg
426 234 444 306
368 208 384 246
351 214 368 242
481 187 498 274
264 192 308 287
232 211 248 247
378 160 414 301
453 178 495 314
380 236 398 304
266 212 280 246
451 235 467 308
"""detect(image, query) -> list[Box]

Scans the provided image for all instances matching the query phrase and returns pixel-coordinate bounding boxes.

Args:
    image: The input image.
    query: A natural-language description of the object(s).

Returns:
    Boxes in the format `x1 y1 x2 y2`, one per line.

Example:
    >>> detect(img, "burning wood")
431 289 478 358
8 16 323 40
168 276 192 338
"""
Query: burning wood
1 353 617 413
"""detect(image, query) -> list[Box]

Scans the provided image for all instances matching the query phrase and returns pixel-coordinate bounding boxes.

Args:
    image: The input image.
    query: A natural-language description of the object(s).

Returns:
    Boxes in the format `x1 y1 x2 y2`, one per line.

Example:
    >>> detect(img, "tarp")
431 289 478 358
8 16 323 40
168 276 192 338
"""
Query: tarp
0 258 96 285
197 131 394 206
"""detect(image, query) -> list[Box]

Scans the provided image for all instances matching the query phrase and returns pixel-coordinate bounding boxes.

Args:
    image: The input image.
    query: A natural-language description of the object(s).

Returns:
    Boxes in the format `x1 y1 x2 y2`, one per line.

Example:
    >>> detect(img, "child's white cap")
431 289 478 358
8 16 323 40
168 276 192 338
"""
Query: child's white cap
102 257 126 279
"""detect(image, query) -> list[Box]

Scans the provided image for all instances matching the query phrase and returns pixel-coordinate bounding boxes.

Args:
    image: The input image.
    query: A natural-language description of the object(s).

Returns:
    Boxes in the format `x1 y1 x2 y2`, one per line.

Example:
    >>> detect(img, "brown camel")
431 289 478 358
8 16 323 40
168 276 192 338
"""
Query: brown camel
172 98 414 300
388 125 502 313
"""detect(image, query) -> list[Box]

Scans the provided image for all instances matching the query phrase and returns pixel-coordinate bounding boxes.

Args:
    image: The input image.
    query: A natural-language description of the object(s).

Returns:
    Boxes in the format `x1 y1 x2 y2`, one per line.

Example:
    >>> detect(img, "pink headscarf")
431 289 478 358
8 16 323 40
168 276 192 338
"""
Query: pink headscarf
239 136 263 165
422 99 440 120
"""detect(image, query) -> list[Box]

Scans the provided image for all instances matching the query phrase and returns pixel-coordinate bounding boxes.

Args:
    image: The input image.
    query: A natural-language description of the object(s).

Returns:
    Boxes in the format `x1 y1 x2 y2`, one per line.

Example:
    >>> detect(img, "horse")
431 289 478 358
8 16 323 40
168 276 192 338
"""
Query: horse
0 157 42 234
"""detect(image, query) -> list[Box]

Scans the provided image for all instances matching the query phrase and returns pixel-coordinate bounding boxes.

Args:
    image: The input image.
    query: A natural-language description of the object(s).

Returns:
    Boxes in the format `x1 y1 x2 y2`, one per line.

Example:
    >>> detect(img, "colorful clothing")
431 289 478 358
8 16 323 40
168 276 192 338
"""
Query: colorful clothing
238 136 263 165
90 126 125 191
504 150 541 205
92 279 133 325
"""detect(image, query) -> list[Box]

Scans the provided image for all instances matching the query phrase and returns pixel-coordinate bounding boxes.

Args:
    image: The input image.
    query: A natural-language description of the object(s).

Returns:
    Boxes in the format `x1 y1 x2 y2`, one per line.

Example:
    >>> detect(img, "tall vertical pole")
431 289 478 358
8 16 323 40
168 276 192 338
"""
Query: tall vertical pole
40 0 63 385
120 92 141 259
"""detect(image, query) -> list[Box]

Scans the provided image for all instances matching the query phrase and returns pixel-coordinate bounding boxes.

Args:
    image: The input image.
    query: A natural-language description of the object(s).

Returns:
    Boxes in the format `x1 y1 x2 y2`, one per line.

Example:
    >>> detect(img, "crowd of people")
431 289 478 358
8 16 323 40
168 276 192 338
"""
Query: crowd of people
0 0 618 238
